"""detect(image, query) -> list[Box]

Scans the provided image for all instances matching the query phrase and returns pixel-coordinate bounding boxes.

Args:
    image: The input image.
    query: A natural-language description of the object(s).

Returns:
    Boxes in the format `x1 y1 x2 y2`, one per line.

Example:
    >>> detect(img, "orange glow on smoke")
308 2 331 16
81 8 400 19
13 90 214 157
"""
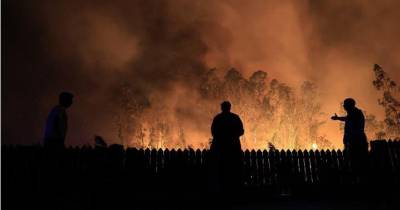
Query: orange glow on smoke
28 0 400 148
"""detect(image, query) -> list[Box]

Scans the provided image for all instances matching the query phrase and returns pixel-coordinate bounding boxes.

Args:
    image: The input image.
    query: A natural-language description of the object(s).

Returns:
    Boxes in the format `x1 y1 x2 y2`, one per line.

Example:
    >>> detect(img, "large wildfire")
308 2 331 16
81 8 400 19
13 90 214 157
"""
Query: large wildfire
4 0 400 148
117 68 327 150
116 65 400 150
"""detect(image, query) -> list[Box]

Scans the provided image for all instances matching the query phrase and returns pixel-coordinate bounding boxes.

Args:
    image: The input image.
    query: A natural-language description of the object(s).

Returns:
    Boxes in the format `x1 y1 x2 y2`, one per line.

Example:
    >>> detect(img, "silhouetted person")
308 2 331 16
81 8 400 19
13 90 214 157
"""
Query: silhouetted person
210 101 244 193
331 98 368 183
43 92 74 148
41 92 73 209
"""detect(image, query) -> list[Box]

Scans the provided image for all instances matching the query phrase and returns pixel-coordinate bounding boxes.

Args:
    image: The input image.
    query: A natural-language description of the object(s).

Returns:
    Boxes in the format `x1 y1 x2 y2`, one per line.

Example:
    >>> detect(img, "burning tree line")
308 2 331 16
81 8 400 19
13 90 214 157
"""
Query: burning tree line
113 65 400 150
199 68 328 150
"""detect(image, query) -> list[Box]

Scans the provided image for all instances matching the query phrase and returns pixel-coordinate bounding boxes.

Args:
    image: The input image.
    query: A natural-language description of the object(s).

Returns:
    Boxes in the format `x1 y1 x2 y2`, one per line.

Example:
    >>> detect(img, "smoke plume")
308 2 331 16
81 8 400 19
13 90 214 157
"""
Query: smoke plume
3 0 400 149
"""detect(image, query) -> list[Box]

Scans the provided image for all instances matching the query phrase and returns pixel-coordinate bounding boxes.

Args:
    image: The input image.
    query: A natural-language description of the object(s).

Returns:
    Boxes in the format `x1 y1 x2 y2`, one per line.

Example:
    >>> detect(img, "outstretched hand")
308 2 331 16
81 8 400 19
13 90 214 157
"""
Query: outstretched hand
331 113 339 120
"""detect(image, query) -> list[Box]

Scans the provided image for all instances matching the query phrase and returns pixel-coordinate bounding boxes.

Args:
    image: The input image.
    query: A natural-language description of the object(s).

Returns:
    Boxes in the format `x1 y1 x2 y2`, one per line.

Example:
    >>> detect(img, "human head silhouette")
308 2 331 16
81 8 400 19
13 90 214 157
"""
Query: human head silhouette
59 92 74 108
343 98 356 112
221 101 231 113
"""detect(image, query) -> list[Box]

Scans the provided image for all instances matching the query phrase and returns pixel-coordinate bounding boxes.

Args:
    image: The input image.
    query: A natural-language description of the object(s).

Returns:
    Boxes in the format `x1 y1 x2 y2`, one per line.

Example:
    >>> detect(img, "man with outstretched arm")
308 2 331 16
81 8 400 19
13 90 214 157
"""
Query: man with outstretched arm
331 98 368 183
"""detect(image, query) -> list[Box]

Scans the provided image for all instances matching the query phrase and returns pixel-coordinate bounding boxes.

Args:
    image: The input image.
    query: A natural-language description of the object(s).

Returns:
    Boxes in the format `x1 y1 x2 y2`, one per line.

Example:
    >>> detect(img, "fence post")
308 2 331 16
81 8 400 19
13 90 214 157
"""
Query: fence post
150 149 158 174
263 150 271 185
256 150 264 186
297 150 305 184
243 150 251 186
303 150 312 184
291 150 300 186
157 149 164 173
250 150 258 186
337 149 345 184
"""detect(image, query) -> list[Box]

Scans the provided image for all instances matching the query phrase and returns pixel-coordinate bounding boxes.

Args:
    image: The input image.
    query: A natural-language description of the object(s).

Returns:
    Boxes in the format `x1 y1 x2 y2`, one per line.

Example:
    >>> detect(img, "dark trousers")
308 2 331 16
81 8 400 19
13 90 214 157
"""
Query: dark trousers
209 140 243 193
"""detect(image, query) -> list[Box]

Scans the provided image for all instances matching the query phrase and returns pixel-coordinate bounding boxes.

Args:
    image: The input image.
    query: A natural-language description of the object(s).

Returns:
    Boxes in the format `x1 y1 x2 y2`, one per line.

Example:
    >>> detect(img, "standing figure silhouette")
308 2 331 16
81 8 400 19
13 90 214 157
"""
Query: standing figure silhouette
331 98 368 183
43 92 74 148
41 92 73 210
210 101 244 193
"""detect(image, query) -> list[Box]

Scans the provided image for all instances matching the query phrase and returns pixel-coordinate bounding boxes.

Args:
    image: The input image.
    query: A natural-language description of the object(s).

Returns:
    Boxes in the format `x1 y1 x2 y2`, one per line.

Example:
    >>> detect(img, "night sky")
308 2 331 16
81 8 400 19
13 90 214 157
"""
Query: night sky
3 0 400 147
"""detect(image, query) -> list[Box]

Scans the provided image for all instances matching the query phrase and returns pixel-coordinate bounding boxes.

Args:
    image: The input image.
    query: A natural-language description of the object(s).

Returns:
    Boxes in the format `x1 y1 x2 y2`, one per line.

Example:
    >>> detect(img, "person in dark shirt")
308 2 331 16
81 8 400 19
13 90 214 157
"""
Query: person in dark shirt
43 92 74 148
331 98 368 150
211 101 244 150
210 101 244 192
331 98 368 182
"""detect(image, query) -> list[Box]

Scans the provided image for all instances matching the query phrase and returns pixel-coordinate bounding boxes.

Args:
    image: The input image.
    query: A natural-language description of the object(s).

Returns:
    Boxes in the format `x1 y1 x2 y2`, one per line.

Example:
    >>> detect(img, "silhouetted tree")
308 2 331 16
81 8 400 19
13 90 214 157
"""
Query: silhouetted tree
372 64 400 138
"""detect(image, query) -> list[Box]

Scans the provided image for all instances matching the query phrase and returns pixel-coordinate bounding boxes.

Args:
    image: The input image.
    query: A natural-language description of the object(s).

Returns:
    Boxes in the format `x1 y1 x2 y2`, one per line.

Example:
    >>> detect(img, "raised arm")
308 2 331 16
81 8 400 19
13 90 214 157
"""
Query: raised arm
331 113 347 121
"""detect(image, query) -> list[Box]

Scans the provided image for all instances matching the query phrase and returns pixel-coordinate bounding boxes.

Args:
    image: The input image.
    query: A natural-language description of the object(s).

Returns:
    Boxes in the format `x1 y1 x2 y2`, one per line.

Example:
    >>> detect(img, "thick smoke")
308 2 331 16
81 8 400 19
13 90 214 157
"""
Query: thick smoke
3 0 400 148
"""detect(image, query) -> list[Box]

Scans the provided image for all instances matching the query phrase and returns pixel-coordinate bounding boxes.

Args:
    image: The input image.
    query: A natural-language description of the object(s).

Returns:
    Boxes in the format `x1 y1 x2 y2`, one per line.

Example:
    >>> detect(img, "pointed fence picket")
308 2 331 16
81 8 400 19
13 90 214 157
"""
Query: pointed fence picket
4 140 400 195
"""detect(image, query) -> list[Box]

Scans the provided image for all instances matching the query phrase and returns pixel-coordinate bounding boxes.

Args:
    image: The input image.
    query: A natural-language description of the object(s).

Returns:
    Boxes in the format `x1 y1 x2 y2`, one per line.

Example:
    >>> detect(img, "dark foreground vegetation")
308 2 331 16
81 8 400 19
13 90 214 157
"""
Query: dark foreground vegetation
3 140 400 210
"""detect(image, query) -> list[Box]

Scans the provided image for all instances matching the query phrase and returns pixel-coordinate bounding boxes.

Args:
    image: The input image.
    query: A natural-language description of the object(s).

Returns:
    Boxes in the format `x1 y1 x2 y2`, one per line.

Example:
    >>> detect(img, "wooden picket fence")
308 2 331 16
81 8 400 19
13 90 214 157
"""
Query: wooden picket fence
3 140 400 201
